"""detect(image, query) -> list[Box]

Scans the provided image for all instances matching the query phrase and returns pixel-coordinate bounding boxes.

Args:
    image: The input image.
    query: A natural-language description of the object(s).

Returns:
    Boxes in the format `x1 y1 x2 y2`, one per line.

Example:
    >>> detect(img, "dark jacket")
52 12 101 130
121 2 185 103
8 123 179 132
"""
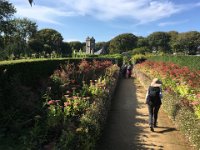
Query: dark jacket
146 86 162 106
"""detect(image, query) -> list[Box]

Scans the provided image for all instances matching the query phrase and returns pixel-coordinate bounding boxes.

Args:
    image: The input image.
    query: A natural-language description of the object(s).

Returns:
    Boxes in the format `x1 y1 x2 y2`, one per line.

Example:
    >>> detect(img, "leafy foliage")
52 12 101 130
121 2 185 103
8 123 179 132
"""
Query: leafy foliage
132 47 150 55
68 41 83 51
5 18 38 58
147 31 171 53
148 55 200 70
109 33 138 54
176 31 200 55
131 54 148 64
29 28 63 55
0 0 16 34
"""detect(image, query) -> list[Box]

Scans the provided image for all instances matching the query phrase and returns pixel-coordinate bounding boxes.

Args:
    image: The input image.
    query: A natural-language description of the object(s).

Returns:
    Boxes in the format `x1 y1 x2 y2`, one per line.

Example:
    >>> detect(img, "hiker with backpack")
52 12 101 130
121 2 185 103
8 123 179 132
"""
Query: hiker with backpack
145 78 163 132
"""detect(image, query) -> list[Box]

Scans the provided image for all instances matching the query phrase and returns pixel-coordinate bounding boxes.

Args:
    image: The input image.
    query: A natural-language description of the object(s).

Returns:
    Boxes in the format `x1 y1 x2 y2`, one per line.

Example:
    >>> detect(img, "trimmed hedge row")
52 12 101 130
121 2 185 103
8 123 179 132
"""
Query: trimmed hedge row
148 55 200 70
0 58 121 85
134 69 200 149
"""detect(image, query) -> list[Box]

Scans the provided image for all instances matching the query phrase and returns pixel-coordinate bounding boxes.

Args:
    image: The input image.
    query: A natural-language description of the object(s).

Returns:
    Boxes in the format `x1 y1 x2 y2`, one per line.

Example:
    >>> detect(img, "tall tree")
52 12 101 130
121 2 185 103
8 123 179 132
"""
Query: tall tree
34 28 63 54
137 36 149 48
176 31 200 55
168 31 179 54
7 18 38 57
68 41 82 51
109 33 138 54
0 0 16 53
0 0 16 34
61 42 72 57
147 32 170 53
28 38 43 57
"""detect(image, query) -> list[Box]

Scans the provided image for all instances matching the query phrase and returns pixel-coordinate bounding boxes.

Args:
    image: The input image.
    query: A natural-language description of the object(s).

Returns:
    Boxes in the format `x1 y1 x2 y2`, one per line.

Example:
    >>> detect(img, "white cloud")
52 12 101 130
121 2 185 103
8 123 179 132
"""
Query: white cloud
10 0 75 25
158 19 189 27
10 0 197 24
59 0 183 23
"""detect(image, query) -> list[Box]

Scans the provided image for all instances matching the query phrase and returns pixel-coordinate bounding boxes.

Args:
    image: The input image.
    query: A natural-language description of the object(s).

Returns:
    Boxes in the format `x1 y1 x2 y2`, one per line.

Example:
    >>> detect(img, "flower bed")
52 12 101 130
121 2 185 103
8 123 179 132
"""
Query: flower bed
134 62 200 149
24 60 119 149
135 61 200 116
0 59 120 149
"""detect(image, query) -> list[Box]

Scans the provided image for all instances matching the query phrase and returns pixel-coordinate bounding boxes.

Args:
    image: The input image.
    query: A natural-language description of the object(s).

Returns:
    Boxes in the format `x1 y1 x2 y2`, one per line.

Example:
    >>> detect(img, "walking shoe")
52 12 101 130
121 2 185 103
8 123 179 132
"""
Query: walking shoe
150 127 154 132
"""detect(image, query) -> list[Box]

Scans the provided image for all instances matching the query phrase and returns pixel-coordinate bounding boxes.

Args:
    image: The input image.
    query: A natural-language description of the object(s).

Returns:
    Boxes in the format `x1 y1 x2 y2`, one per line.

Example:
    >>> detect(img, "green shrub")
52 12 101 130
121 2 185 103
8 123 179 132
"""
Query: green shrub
131 54 148 64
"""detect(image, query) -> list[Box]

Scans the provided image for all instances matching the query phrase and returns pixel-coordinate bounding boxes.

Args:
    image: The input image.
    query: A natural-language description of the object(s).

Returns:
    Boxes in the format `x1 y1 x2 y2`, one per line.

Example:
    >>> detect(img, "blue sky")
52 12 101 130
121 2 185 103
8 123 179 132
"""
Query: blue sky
9 0 200 42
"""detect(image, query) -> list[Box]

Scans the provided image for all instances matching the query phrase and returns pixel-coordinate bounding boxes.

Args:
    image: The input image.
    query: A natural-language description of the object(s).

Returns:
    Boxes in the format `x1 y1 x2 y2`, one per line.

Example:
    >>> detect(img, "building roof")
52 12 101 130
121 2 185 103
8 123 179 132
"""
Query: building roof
94 48 106 55
86 36 95 41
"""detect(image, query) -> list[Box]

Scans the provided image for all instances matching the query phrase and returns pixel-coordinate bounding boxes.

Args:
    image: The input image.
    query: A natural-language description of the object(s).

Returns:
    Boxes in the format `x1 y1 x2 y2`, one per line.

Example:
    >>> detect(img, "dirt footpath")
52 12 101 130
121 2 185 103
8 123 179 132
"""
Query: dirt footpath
97 78 194 150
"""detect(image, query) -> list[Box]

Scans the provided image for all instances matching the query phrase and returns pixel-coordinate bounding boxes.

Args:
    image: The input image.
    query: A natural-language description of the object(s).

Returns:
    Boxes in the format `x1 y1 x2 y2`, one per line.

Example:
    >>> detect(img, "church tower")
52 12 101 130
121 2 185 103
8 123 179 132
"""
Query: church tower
86 36 95 54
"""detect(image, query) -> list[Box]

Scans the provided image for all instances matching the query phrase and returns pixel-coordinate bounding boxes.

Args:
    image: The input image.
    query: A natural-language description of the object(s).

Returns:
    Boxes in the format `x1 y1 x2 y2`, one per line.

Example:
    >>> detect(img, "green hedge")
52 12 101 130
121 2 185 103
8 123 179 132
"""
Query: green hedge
99 54 123 67
148 55 200 70
131 54 148 64
0 59 67 87
162 92 200 149
0 57 121 85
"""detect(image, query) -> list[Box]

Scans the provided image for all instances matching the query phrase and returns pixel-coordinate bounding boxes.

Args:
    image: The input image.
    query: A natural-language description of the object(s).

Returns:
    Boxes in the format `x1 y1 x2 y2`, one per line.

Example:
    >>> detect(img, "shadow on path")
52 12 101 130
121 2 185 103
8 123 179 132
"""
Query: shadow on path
155 127 177 134
96 78 193 150
97 78 151 150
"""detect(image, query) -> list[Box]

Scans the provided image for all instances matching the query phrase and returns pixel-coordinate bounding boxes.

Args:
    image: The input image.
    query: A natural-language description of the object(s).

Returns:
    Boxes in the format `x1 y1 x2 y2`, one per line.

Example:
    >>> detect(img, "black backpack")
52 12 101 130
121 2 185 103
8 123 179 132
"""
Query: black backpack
148 86 160 105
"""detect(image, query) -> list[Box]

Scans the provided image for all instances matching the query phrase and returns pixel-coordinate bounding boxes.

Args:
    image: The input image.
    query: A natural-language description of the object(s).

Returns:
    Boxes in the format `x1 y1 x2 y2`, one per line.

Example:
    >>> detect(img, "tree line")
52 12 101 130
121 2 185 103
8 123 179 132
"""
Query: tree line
1 0 200 60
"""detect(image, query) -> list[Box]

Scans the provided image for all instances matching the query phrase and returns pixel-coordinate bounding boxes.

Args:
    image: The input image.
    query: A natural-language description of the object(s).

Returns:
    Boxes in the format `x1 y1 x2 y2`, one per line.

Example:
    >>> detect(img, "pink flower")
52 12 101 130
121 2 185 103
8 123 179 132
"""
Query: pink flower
197 94 200 99
190 101 200 106
48 100 56 105
47 100 60 105
64 102 70 107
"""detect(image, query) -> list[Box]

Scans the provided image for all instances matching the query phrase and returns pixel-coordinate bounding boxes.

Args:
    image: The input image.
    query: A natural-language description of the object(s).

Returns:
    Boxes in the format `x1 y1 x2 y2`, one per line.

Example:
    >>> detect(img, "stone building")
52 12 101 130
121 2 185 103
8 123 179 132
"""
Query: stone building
86 36 95 54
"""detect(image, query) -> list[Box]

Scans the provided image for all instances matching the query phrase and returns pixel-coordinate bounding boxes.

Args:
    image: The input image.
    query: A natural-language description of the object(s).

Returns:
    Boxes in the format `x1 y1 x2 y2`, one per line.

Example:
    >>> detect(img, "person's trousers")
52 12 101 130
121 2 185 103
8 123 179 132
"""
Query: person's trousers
147 104 161 127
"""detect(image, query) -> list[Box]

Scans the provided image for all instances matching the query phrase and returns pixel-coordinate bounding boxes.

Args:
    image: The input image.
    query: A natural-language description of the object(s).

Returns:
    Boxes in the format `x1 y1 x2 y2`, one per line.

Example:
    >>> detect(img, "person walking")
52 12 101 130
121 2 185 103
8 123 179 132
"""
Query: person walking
121 63 127 78
145 78 163 132
126 63 132 78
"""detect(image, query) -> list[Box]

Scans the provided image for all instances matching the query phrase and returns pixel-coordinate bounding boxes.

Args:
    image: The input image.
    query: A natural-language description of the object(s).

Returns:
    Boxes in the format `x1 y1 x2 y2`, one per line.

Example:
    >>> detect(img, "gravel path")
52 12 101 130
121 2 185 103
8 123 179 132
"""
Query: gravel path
97 78 194 150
